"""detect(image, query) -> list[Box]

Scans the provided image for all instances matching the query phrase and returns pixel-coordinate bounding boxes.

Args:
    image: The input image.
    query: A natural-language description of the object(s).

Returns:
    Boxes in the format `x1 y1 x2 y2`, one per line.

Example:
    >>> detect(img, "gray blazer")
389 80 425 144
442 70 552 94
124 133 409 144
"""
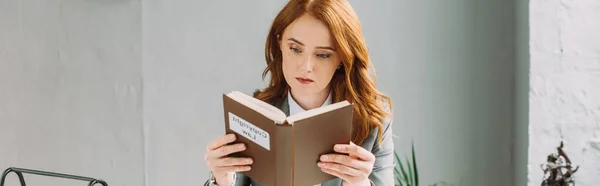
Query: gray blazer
208 95 395 186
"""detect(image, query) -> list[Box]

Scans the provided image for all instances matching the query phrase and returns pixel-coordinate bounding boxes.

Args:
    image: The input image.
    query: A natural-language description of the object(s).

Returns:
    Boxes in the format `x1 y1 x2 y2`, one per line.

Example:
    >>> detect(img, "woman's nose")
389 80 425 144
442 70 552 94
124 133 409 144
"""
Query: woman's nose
299 55 314 73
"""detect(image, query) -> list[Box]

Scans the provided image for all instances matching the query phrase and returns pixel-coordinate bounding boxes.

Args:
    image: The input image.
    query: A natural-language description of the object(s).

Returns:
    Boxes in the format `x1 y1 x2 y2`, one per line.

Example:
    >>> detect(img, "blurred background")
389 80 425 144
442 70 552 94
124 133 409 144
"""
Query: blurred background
1 0 598 186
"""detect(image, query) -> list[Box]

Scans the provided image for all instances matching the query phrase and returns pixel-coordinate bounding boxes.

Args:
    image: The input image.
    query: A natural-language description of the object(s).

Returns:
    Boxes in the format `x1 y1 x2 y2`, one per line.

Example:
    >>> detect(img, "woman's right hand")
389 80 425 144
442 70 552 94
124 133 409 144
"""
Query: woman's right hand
205 133 253 185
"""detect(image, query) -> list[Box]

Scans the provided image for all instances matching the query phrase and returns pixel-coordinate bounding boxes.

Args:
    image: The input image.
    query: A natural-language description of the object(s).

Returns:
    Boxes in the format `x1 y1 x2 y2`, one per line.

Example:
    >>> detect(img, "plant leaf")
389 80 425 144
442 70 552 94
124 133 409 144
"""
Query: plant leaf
394 166 403 186
395 152 410 186
412 141 419 186
394 159 403 186
393 152 402 185
405 155 413 186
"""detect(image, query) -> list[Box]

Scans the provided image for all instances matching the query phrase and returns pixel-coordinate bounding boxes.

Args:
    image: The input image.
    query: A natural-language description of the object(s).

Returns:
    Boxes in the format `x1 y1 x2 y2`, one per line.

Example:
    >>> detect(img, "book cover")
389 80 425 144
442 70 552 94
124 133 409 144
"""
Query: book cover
222 92 353 186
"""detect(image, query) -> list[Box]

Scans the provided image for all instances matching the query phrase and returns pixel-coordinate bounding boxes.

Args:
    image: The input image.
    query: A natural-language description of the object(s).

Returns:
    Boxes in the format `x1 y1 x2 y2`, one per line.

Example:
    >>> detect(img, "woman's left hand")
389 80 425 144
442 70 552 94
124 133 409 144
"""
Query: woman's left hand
318 142 375 186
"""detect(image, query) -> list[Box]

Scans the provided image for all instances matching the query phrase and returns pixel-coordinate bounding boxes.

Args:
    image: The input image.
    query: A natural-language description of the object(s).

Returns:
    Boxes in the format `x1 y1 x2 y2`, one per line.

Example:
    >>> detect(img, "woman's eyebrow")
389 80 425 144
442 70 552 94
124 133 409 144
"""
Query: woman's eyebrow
316 46 336 51
288 38 304 46
288 38 335 51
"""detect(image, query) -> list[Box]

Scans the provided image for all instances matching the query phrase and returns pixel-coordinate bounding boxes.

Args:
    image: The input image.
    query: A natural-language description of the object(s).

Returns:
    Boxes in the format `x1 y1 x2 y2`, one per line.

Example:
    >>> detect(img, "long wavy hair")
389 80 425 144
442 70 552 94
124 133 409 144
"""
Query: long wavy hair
253 0 392 146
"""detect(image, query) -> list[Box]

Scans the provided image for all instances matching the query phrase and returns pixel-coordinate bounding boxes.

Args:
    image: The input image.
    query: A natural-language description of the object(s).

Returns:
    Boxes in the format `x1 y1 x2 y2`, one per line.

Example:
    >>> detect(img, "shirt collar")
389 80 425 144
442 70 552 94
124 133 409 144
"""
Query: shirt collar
287 90 333 116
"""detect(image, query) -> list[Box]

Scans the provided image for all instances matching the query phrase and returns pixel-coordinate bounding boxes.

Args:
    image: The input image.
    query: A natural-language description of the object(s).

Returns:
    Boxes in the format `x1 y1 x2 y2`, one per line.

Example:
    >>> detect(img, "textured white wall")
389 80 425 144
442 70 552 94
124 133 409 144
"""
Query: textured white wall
528 0 600 185
0 0 144 186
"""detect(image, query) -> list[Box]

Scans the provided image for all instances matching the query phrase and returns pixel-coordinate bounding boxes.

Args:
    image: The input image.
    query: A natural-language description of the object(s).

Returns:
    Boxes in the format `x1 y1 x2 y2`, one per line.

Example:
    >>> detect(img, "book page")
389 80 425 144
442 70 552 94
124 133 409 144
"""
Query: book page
226 91 287 124
286 100 351 124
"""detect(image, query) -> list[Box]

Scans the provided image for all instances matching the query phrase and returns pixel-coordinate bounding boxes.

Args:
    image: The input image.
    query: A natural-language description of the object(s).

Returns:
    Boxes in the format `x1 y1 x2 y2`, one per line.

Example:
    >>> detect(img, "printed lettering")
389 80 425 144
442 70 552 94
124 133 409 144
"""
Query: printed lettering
228 112 270 150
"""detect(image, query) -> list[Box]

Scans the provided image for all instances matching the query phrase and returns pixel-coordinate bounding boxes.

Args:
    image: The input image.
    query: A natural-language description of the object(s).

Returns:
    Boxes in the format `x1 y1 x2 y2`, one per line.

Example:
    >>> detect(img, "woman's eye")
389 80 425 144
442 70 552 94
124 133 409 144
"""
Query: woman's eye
289 47 301 53
316 53 331 59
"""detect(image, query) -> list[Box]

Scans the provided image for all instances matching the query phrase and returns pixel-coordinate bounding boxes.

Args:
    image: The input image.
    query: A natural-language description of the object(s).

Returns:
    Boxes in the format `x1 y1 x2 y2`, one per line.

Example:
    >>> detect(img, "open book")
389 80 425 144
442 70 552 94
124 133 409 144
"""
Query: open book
222 91 353 186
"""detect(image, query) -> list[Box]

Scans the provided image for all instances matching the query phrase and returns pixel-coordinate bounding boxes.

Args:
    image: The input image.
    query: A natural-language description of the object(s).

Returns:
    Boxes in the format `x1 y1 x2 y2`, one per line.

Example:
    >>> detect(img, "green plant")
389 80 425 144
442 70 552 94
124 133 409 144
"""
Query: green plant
394 141 418 186
394 140 463 186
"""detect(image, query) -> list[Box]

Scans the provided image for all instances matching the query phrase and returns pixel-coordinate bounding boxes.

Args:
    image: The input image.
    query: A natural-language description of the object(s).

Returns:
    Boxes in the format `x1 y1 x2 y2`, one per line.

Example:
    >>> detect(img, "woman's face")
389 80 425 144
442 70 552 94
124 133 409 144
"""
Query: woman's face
279 13 341 97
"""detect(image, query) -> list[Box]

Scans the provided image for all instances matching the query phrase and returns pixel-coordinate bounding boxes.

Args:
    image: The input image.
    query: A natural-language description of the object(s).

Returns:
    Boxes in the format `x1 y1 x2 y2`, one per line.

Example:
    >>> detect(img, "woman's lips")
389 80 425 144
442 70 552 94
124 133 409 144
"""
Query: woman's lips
296 77 314 84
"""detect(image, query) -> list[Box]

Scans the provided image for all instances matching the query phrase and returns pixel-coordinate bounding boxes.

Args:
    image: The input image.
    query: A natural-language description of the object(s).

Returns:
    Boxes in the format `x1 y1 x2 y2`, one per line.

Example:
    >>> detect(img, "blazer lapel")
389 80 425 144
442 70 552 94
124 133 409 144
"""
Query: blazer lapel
274 94 290 117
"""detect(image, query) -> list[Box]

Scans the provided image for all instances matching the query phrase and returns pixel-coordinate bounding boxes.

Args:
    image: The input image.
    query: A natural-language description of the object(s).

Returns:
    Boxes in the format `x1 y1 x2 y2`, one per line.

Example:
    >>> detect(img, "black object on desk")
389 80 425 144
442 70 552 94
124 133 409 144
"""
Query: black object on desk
0 167 107 186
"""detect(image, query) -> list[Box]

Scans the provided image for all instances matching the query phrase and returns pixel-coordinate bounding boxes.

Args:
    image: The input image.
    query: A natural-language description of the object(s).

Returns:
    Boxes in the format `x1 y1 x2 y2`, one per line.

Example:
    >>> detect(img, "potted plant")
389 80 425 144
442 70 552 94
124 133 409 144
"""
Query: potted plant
394 140 457 186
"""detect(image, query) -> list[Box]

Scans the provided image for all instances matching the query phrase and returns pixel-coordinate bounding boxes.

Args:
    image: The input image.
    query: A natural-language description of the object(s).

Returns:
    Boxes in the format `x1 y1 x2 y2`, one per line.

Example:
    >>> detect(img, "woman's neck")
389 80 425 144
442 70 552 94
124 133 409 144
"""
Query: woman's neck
290 88 330 110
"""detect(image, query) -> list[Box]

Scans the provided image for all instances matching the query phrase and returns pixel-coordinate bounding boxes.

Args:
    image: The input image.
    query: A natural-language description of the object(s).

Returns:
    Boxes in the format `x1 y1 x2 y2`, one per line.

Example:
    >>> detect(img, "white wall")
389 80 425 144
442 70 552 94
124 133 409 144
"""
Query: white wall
142 1 279 186
528 0 600 185
0 0 144 186
145 0 516 185
1 0 517 186
514 0 530 185
350 0 516 185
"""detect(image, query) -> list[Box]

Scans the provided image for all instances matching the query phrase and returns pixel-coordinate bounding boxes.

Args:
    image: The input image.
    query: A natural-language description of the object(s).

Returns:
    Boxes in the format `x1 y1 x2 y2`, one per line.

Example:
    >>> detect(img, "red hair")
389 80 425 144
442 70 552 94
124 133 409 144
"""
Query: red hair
253 0 392 146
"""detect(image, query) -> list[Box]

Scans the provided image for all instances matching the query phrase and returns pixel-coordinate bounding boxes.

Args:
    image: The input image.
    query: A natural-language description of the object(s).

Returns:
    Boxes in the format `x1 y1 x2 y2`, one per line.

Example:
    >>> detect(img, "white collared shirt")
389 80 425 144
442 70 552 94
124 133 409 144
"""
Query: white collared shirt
287 91 332 186
287 91 333 116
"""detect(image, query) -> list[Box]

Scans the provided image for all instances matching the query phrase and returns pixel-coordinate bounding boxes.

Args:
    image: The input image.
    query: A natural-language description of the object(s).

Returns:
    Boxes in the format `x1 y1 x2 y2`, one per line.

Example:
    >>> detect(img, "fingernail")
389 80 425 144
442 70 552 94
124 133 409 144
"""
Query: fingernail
239 144 245 149
334 145 342 150
321 155 328 160
246 159 252 163
229 134 235 140
317 162 324 167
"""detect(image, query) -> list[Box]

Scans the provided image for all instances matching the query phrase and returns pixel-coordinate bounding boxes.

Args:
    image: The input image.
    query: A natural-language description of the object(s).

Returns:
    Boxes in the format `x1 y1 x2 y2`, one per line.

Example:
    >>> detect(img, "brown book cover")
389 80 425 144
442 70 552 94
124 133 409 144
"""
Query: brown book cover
222 91 353 186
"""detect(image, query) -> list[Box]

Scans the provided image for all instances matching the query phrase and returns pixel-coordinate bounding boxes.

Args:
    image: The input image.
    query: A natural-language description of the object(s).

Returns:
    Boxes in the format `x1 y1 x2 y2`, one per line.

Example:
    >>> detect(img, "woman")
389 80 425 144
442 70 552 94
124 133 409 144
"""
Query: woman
204 0 394 185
